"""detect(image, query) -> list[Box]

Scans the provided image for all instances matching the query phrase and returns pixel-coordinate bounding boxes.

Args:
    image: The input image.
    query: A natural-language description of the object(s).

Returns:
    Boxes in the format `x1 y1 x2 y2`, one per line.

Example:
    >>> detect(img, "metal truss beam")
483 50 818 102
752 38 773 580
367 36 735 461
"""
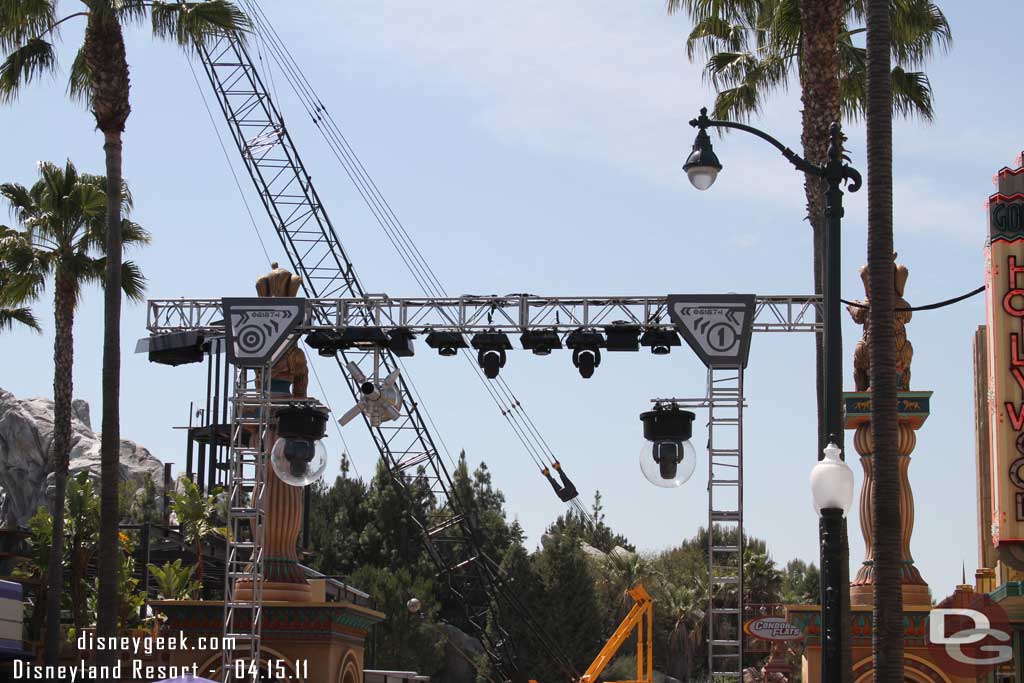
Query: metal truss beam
147 294 822 335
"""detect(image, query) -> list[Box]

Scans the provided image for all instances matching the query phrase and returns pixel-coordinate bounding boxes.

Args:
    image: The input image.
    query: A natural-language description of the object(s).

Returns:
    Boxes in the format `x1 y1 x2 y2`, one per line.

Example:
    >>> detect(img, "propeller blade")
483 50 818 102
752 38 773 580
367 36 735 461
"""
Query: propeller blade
383 404 401 422
338 403 364 426
382 368 401 387
346 361 367 385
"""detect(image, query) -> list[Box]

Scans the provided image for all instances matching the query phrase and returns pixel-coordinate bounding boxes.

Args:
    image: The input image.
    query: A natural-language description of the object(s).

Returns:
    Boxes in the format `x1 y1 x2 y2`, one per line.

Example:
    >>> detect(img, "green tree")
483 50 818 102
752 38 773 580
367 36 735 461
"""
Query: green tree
0 1 249 657
65 472 101 633
350 564 443 673
781 559 820 604
14 507 53 646
670 0 949 448
307 469 371 577
864 0 903 678
168 478 222 591
535 525 603 673
0 159 147 662
147 559 200 600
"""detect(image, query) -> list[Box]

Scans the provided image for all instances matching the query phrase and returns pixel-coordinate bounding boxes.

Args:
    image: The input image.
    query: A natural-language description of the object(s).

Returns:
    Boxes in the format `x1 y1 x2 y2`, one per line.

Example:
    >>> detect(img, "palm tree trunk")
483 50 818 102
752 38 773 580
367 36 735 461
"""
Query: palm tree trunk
84 11 131 670
798 3 853 680
96 126 124 669
44 272 75 665
865 0 903 680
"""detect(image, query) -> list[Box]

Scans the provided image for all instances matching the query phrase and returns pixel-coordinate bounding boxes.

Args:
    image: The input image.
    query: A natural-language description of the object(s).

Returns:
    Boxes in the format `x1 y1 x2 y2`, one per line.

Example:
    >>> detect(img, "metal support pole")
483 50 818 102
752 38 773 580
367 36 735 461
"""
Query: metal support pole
139 523 151 621
820 508 844 683
822 122 846 458
162 462 172 530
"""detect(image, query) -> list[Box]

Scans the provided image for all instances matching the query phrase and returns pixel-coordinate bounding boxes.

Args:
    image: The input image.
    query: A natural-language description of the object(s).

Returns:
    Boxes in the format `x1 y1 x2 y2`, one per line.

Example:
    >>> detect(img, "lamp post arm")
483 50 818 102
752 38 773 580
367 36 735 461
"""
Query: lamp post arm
689 112 823 177
688 107 862 193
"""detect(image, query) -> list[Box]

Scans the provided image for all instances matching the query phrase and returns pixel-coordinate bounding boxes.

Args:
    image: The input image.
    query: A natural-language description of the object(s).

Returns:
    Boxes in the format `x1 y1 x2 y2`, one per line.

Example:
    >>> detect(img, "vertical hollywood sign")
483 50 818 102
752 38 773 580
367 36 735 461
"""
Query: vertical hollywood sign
986 154 1024 554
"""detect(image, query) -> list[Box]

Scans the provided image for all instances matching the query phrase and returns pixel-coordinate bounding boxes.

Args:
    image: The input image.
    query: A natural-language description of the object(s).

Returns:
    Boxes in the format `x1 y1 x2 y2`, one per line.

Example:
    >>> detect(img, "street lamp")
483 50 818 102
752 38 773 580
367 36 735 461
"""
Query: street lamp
810 441 854 683
685 107 862 683
683 107 861 452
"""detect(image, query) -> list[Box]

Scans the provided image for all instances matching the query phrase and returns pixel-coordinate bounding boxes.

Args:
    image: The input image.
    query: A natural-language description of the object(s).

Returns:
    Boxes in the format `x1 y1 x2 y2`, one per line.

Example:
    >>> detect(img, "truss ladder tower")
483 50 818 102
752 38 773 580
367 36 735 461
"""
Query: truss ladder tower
706 365 744 680
222 365 271 683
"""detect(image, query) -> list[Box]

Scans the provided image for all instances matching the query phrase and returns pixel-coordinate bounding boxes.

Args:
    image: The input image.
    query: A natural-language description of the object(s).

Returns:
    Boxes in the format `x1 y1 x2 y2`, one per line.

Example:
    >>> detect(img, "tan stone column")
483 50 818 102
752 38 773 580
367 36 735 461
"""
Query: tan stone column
845 392 932 607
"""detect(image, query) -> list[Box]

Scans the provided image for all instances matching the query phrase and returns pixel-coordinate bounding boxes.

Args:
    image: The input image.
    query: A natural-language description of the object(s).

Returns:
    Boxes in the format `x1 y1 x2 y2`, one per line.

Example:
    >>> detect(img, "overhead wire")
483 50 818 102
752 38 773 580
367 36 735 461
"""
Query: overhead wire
240 0 591 518
842 285 984 312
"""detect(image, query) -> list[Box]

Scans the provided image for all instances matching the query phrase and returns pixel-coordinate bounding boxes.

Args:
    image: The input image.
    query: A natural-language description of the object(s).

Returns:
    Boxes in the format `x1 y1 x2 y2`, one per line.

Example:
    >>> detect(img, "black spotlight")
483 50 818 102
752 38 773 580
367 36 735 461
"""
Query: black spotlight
640 328 682 356
566 329 604 379
143 331 206 366
425 331 468 356
520 329 562 356
604 321 642 352
305 329 344 357
388 327 416 357
337 326 390 349
639 404 697 484
472 332 512 379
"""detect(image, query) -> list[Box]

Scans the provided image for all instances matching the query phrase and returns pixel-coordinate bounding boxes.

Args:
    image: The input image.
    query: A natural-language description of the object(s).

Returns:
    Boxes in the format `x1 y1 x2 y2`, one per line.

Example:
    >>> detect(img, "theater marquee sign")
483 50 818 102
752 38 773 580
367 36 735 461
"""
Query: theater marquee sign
986 154 1024 569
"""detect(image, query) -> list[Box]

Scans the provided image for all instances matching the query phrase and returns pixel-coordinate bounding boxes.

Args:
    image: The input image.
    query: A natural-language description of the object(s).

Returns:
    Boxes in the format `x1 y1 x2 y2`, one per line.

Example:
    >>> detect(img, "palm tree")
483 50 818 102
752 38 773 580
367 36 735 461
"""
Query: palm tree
668 0 950 453
0 1 248 657
0 159 148 663
169 478 222 592
864 0 902 679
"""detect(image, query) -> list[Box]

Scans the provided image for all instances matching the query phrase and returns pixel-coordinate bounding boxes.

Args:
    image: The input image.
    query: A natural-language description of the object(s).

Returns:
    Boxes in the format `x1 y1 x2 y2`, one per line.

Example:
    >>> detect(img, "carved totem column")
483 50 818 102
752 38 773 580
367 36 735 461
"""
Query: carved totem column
235 263 313 603
844 257 931 607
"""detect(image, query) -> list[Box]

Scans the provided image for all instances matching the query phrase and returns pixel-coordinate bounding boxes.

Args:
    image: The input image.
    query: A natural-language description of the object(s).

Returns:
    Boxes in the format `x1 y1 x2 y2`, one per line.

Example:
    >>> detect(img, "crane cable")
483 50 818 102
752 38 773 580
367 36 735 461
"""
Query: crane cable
240 0 592 523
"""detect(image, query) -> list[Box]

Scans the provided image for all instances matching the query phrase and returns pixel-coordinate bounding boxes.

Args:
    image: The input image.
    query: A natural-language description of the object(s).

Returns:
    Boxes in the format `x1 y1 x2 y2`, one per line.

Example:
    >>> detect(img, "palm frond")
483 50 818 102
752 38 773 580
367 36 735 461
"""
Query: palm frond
120 218 151 247
0 182 36 222
150 0 249 52
0 306 40 333
0 37 56 104
890 0 951 67
120 259 146 301
0 0 56 53
686 16 749 61
67 45 91 103
890 66 934 121
114 0 149 26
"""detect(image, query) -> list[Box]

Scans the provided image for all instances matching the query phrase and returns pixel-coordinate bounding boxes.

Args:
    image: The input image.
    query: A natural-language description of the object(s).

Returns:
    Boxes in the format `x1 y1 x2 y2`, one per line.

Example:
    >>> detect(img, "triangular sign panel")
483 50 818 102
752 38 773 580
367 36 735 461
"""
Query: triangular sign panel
667 294 756 368
223 297 306 367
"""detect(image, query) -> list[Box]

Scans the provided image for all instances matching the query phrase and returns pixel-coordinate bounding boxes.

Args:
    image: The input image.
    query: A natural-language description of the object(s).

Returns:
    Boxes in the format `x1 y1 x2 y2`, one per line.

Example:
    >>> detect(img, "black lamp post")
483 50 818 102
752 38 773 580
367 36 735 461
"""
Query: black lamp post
683 107 862 683
683 107 861 448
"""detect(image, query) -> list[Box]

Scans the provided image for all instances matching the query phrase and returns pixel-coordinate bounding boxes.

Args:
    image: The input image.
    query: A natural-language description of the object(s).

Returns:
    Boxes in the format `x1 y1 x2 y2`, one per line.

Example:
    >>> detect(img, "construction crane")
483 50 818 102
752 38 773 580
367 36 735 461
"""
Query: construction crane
186 8 578 681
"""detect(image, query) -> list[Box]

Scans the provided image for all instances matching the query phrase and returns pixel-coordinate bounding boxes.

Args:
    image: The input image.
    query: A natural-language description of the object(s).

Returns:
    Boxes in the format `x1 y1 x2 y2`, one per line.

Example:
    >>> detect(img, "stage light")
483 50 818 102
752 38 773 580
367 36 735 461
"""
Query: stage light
640 329 681 355
520 329 562 356
639 404 697 488
425 331 468 357
604 322 641 352
472 332 512 379
566 329 604 379
388 327 416 357
271 405 330 487
141 331 206 366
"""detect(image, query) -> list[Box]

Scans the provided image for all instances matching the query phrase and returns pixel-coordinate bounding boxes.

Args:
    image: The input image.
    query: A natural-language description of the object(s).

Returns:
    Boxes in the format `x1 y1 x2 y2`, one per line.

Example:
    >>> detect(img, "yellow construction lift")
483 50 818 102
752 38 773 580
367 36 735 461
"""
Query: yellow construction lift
535 583 654 683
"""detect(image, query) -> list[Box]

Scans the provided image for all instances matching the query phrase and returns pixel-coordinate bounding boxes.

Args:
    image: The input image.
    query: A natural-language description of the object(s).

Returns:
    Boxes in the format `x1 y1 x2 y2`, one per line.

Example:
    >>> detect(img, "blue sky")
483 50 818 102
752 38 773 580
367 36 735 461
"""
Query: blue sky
2 0 1019 599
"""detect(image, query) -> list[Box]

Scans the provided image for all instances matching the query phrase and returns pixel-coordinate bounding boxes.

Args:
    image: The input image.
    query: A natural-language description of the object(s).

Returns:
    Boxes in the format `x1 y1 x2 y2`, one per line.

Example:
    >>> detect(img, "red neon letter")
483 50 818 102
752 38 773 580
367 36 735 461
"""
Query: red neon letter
1007 402 1024 431
1010 256 1024 288
1013 334 1024 366
1004 290 1024 317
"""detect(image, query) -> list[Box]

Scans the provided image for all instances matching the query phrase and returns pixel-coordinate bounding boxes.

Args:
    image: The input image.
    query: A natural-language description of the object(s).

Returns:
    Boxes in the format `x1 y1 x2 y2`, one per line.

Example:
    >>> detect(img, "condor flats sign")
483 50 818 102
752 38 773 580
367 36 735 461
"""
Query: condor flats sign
985 153 1024 569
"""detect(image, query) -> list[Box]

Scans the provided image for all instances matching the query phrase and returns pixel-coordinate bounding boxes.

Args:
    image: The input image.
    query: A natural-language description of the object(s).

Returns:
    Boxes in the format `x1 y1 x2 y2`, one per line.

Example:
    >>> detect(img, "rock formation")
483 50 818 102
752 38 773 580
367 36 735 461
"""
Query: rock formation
0 387 165 528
